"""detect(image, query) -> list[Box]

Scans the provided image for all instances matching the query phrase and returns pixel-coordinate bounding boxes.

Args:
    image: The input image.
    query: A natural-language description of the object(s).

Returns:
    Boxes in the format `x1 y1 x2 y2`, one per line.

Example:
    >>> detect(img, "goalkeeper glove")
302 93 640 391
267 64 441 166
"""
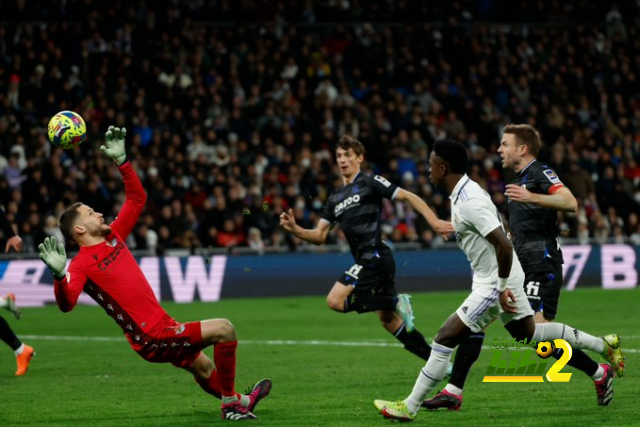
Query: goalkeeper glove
100 126 127 166
38 236 67 279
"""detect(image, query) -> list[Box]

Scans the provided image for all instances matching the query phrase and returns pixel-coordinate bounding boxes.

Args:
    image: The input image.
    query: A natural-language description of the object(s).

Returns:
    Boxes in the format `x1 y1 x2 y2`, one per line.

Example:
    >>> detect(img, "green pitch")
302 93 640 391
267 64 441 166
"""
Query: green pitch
0 288 638 426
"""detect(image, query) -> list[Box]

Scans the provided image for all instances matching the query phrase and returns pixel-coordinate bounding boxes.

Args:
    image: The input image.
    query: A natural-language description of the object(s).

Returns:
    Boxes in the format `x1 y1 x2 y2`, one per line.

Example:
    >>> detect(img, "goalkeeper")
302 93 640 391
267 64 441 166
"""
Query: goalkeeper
38 126 271 421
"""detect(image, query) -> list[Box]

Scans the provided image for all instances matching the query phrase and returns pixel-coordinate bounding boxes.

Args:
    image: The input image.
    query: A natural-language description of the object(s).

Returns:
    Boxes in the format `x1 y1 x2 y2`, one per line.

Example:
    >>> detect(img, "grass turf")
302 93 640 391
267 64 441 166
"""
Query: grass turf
0 288 638 426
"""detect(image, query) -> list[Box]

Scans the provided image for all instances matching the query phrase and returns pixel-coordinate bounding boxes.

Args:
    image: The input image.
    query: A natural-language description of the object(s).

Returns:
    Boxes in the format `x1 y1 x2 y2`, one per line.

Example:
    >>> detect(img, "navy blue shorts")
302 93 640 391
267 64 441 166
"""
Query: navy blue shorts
523 261 563 320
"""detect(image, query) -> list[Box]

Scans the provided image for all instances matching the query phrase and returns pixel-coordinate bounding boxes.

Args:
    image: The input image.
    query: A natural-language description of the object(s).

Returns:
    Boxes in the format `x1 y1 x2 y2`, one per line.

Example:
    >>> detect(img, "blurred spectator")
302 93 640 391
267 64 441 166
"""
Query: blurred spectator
217 219 244 248
43 215 64 244
247 227 265 254
1 1 640 255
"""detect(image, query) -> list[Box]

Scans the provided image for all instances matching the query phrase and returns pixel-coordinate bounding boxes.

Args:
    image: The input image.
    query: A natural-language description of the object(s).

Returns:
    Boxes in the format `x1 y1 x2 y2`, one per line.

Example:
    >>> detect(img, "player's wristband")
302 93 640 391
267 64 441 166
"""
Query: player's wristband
497 277 508 292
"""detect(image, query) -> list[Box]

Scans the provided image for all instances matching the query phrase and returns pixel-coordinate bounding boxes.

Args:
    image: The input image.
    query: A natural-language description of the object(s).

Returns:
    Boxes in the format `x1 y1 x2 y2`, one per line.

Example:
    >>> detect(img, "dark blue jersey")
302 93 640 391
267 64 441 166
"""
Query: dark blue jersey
508 160 565 266
322 172 399 259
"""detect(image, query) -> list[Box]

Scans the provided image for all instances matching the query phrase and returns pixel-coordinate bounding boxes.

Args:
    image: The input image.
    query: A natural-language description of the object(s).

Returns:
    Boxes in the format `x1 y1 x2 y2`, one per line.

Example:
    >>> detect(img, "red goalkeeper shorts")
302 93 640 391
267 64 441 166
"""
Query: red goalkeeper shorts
128 314 203 368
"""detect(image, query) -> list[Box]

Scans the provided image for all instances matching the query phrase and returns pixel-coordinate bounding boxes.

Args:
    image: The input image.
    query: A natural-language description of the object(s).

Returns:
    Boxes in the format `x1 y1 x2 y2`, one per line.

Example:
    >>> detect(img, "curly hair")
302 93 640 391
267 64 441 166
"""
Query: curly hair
432 139 468 174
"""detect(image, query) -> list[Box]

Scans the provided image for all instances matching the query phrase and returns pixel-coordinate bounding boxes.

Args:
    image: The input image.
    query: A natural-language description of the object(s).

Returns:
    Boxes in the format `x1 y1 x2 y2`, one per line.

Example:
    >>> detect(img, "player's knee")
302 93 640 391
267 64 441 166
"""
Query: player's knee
378 310 398 329
218 319 237 341
508 316 536 341
326 295 344 312
434 331 457 348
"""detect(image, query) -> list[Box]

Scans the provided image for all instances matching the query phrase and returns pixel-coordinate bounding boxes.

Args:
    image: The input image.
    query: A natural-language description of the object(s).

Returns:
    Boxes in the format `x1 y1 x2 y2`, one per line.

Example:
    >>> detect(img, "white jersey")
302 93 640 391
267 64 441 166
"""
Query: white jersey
450 175 524 286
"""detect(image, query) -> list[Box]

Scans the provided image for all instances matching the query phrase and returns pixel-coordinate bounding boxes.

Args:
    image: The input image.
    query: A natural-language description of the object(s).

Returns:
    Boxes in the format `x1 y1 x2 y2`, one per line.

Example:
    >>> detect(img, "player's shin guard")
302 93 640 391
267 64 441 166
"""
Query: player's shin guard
394 324 432 361
553 347 599 377
0 316 21 350
405 341 454 414
532 323 605 354
195 370 222 399
343 293 397 313
214 341 238 398
449 333 484 390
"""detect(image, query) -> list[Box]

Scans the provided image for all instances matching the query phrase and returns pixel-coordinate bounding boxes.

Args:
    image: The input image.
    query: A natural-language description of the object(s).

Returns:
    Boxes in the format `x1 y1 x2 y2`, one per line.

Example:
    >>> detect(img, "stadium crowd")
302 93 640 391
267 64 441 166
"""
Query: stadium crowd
1 0 639 254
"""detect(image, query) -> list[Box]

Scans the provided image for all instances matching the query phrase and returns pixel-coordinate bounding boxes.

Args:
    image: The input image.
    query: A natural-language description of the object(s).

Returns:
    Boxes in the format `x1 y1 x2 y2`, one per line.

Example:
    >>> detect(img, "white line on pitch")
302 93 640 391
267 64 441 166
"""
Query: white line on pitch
19 335 640 353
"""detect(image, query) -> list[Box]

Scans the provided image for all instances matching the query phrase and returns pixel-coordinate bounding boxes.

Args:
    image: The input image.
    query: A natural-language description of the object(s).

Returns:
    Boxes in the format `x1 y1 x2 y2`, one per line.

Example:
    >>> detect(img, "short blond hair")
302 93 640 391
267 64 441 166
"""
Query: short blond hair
502 124 542 157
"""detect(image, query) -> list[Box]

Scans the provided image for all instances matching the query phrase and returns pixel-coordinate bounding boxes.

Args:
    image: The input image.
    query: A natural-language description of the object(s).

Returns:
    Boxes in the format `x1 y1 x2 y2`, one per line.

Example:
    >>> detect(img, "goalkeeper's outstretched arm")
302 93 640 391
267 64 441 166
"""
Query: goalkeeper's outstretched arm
101 126 147 239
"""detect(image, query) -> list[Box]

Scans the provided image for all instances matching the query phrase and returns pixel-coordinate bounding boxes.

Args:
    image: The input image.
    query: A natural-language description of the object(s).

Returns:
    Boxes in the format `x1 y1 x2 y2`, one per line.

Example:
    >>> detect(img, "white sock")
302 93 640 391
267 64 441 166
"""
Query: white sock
240 394 250 407
0 296 7 308
14 343 25 356
404 341 454 414
591 365 605 381
221 395 238 404
532 323 604 354
444 383 463 396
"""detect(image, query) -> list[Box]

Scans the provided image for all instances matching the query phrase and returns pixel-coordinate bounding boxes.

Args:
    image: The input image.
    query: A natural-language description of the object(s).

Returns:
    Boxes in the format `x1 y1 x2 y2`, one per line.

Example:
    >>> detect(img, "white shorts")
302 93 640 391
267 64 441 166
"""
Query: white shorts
456 280 534 333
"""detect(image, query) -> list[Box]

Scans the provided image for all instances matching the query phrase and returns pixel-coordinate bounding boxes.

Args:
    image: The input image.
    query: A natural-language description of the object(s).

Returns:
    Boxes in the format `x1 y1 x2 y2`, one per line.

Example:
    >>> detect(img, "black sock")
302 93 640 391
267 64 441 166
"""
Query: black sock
0 316 22 351
343 293 397 313
552 347 598 377
393 323 432 361
449 333 485 390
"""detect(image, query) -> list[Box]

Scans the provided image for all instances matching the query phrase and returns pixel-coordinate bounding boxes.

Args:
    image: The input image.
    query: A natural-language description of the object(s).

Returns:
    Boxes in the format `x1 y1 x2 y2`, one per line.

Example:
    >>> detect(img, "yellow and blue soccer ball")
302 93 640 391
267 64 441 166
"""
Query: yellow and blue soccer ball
536 341 554 359
47 110 87 149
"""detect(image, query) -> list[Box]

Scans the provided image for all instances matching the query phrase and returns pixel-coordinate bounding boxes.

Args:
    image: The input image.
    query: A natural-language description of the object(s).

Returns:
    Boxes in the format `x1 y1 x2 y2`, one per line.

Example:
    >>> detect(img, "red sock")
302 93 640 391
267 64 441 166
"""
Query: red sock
195 370 243 401
195 370 222 399
214 340 237 397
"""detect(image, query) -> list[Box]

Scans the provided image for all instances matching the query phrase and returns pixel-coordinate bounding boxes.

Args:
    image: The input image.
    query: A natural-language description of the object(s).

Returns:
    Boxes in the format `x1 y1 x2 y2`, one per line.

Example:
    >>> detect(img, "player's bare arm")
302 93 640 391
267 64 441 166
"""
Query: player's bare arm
0 209 23 252
484 226 518 314
504 185 577 212
5 235 22 253
394 189 454 239
279 209 332 245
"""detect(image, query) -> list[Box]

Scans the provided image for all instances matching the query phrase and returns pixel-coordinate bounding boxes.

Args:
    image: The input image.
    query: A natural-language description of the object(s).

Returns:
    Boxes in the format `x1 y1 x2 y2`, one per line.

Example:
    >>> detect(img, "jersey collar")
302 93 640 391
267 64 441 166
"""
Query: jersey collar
344 171 362 186
517 159 537 176
449 174 470 203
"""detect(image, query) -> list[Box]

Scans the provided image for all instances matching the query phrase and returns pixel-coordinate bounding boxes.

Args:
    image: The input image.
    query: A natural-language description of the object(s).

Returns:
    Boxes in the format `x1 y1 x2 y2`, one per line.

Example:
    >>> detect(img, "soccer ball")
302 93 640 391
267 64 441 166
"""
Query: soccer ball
536 341 554 359
47 110 87 149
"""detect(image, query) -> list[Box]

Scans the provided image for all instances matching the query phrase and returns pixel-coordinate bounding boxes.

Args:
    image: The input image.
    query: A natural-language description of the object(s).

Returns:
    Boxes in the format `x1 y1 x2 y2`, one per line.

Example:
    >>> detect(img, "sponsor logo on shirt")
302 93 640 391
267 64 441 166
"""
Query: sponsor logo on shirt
334 194 361 216
98 241 126 271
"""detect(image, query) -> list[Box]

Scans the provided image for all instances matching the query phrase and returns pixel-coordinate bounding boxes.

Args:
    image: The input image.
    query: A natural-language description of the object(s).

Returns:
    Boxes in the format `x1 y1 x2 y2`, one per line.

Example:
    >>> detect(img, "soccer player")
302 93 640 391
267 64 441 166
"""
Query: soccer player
374 139 624 421
279 135 453 363
0 208 34 376
424 125 625 410
38 126 270 421
0 292 34 376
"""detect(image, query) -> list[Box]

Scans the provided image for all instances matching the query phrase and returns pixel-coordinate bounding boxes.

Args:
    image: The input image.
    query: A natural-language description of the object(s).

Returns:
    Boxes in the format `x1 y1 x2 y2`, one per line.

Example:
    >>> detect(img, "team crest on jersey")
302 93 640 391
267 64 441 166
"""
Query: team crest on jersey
543 169 561 185
170 324 186 335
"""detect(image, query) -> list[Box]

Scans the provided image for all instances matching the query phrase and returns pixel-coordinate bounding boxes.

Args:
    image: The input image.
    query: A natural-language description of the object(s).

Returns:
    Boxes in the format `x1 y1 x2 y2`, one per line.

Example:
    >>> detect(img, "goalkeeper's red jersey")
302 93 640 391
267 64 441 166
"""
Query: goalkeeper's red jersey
53 162 167 338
